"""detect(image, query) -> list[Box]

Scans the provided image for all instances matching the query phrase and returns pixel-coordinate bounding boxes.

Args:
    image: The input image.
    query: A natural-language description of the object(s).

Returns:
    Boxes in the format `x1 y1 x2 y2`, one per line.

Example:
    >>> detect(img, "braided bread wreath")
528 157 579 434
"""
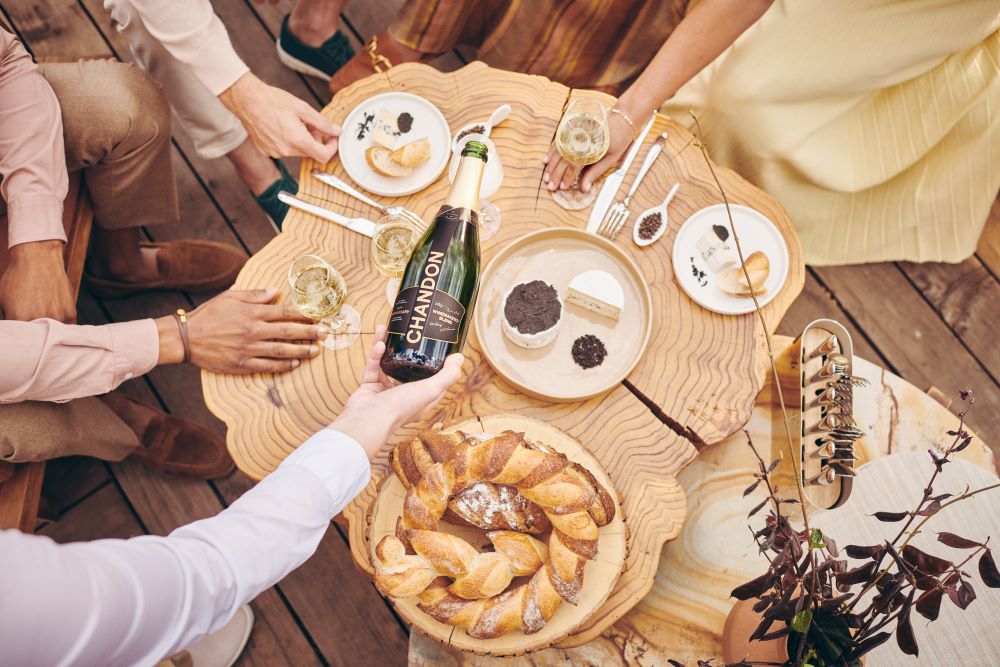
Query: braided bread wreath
370 423 625 650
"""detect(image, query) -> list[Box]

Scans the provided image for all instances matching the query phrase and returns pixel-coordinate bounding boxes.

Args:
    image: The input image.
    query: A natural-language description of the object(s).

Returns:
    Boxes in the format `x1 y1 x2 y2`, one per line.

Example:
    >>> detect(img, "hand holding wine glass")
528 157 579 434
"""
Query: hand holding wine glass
544 97 610 210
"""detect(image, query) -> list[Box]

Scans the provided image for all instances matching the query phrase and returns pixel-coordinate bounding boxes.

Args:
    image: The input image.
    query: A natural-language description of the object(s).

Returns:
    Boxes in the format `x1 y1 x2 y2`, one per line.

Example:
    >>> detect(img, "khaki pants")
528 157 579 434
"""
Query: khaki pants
0 397 138 463
104 0 249 160
0 59 177 463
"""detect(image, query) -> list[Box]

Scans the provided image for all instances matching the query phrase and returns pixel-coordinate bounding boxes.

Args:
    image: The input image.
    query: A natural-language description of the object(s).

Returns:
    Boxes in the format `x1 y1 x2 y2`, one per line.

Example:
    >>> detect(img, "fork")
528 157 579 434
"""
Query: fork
310 170 426 230
596 132 667 239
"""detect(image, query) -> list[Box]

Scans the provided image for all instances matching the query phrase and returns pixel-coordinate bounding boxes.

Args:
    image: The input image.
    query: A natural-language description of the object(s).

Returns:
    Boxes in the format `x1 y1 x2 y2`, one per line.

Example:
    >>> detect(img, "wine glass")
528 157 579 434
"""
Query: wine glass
371 213 421 304
287 254 360 351
551 97 610 211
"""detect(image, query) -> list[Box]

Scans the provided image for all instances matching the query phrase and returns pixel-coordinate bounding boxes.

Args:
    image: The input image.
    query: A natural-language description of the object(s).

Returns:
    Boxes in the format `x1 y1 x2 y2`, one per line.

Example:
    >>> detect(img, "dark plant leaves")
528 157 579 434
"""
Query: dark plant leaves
742 480 761 497
954 436 973 453
824 535 839 557
845 544 882 559
979 549 1000 588
767 458 781 474
937 532 982 549
848 632 891 661
761 626 791 641
914 574 938 590
915 499 942 517
915 587 944 621
895 591 918 656
873 511 908 522
748 497 768 518
902 545 951 575
731 573 770 600
836 561 877 585
947 581 977 609
667 660 685 667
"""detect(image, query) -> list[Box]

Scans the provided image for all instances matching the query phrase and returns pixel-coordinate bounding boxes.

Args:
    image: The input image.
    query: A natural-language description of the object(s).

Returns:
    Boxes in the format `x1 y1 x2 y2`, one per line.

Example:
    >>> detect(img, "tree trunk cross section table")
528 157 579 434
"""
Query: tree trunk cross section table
201 62 804 648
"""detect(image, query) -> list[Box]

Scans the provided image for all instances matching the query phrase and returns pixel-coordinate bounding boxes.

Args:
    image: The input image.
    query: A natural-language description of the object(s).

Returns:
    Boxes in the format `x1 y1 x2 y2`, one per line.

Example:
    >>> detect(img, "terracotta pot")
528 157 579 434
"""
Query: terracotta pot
722 599 866 666
722 598 788 664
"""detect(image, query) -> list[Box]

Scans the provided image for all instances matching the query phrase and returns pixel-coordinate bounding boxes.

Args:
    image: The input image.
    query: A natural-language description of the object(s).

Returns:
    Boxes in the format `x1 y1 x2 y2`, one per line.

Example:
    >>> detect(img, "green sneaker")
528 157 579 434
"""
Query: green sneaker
276 14 355 80
256 160 298 231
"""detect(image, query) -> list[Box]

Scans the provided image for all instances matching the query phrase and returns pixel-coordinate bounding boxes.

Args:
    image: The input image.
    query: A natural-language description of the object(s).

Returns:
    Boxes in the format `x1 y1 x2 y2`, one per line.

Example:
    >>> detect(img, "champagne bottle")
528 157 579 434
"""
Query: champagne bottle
380 141 487 382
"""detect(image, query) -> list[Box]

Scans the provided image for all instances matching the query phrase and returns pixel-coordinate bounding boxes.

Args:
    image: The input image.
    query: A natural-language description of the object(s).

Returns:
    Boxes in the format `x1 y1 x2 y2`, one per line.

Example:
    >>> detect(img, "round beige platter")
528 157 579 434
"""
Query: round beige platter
473 227 653 402
368 414 627 656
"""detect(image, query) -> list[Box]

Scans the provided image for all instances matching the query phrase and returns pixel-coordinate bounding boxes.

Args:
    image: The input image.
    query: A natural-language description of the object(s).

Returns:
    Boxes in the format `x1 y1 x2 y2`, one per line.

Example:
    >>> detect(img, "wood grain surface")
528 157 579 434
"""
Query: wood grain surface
200 62 802 647
409 336 997 665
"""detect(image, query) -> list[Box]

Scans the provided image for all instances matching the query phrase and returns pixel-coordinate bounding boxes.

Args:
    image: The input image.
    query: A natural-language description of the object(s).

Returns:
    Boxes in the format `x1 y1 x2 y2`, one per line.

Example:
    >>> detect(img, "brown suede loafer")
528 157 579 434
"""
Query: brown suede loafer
99 392 235 479
86 239 247 299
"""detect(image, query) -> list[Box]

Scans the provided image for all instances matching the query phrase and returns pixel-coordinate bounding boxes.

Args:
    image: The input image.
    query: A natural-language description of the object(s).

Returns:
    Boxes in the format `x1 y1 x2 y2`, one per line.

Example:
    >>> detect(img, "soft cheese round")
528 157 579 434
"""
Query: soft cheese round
501 280 562 349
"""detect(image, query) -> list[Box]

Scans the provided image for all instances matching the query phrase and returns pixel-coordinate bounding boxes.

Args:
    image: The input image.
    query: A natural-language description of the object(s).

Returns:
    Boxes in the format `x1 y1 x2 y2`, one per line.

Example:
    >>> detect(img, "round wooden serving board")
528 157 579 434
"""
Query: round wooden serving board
474 228 653 401
370 414 626 655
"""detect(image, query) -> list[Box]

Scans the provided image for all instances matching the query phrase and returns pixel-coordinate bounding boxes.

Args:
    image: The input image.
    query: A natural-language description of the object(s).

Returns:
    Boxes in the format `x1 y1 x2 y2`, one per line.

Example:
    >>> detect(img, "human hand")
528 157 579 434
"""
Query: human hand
157 288 327 373
542 109 636 193
219 73 341 163
330 326 463 459
0 240 76 322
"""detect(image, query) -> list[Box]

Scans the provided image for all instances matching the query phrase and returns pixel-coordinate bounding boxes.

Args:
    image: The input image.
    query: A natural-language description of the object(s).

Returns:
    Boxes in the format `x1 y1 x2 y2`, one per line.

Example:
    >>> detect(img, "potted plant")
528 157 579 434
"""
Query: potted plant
678 119 1000 666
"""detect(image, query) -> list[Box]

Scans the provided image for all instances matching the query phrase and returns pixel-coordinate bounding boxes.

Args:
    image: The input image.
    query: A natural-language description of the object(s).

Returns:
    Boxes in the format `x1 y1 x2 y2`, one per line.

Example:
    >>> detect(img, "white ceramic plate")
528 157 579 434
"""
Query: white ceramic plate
672 204 789 315
338 92 451 197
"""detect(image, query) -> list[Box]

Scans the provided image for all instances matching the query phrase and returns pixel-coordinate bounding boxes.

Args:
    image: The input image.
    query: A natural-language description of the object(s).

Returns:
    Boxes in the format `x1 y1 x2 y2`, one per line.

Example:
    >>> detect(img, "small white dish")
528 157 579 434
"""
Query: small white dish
672 204 790 315
451 104 511 152
338 92 451 198
633 182 680 248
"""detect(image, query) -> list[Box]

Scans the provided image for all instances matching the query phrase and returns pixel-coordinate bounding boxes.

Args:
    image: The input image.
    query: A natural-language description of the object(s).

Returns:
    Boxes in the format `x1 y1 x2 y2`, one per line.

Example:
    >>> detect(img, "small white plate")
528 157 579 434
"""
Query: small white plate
338 92 451 198
672 204 789 315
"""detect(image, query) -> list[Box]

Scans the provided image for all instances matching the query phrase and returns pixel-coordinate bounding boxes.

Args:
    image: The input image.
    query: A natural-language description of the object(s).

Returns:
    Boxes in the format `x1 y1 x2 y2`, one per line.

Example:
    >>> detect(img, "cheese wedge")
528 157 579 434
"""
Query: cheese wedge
372 108 398 149
566 270 624 320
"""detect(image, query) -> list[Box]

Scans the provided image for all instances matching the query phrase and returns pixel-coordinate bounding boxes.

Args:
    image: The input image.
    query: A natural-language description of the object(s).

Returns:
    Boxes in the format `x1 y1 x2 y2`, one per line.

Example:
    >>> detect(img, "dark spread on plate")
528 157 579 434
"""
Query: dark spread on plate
503 280 561 335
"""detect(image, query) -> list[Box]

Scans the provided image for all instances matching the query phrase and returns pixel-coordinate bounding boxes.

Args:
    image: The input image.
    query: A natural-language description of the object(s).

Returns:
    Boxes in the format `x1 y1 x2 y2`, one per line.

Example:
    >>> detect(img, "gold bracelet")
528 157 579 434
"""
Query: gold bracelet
172 308 191 364
609 107 639 137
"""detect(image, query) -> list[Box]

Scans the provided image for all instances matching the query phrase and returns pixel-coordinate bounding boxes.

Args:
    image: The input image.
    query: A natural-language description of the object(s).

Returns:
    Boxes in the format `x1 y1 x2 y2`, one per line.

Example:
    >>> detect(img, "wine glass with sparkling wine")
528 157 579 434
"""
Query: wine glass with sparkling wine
371 213 421 303
287 255 360 351
552 97 610 210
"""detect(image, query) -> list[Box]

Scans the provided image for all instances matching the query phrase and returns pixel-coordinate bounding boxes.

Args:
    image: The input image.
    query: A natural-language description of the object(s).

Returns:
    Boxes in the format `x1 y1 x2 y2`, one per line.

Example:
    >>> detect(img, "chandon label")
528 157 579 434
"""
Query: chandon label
386 206 473 347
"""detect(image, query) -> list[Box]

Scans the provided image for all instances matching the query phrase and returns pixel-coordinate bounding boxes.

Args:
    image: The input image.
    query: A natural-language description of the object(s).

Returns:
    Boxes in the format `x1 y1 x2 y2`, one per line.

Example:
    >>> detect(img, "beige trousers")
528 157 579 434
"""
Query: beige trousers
38 59 179 231
0 59 177 463
103 0 249 160
0 397 138 463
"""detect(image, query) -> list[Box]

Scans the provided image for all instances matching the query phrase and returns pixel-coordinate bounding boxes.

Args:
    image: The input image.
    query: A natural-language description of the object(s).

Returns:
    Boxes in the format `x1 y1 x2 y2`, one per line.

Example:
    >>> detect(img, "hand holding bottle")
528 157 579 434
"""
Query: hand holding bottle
331 326 464 460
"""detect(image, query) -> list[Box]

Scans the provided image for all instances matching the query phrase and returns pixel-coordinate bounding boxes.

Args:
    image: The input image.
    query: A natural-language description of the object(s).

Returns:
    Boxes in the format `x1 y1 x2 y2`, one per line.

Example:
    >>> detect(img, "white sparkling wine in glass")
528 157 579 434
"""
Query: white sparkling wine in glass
291 266 345 319
372 218 419 278
556 113 610 166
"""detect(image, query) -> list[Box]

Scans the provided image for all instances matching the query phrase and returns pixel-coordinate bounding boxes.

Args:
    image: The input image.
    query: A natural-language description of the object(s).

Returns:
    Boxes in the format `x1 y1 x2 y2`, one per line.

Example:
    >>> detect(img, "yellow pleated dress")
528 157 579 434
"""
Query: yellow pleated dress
663 0 1000 265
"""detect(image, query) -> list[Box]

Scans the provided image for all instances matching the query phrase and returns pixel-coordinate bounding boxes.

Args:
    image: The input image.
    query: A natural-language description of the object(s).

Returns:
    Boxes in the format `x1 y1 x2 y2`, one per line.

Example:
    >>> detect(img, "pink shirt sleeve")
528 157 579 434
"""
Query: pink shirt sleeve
0 318 159 403
122 0 250 96
0 29 68 248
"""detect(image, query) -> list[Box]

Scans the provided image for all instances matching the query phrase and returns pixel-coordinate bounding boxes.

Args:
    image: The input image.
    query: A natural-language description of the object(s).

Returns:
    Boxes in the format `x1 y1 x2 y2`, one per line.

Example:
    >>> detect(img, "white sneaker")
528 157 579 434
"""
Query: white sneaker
158 605 254 667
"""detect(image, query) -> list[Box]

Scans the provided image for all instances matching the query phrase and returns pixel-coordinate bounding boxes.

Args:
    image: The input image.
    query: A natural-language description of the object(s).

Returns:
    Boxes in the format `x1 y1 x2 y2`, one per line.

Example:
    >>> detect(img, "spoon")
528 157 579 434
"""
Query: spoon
633 182 680 247
452 104 511 149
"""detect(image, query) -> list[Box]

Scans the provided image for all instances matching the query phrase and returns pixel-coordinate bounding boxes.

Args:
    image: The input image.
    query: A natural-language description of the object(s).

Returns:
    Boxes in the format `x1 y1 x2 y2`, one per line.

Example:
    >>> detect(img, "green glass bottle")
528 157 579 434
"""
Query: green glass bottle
379 141 487 382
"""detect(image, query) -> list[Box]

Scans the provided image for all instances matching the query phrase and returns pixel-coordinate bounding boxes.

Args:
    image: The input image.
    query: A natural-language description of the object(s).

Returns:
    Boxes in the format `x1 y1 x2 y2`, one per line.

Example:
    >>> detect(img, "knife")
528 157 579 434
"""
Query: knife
586 115 656 233
278 192 375 238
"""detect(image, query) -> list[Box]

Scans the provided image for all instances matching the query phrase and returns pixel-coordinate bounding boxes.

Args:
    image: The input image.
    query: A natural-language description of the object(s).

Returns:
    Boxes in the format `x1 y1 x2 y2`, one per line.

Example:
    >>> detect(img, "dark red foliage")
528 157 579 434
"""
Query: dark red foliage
937 532 982 549
979 550 1000 588
902 545 952 575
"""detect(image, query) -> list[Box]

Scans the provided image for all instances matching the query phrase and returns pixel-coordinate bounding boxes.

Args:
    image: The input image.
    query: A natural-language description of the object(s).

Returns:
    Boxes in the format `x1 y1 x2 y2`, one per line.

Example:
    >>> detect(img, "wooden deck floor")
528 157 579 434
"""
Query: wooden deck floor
3 1 999 665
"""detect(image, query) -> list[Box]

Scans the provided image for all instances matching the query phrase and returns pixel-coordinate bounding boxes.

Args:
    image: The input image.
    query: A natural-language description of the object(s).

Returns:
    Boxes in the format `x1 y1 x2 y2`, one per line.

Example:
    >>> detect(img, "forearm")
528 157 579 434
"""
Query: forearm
616 0 774 122
0 430 370 666
0 319 159 403
0 31 68 247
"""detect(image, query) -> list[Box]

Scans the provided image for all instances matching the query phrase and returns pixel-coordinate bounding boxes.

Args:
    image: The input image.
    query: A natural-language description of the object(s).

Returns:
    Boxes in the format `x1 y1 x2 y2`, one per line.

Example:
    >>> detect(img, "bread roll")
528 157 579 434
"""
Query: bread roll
366 145 412 177
718 251 770 296
391 137 431 168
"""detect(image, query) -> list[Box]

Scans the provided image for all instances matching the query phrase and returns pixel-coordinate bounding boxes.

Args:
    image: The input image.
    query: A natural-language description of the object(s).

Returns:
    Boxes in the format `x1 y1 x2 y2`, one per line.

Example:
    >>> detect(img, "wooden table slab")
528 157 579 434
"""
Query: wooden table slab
409 335 997 665
201 62 803 647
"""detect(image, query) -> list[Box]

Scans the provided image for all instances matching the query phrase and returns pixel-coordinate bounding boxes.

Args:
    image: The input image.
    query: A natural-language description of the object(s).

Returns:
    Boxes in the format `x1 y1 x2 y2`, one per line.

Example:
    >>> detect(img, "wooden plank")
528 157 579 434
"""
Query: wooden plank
40 457 111 519
39 482 144 542
776 271 883 364
975 193 1000 279
900 256 1000 389
0 464 44 531
813 262 1000 450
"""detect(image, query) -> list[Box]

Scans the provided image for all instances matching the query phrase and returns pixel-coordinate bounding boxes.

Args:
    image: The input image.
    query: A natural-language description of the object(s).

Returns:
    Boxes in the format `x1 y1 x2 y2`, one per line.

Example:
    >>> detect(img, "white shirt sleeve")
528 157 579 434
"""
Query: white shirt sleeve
0 428 370 667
